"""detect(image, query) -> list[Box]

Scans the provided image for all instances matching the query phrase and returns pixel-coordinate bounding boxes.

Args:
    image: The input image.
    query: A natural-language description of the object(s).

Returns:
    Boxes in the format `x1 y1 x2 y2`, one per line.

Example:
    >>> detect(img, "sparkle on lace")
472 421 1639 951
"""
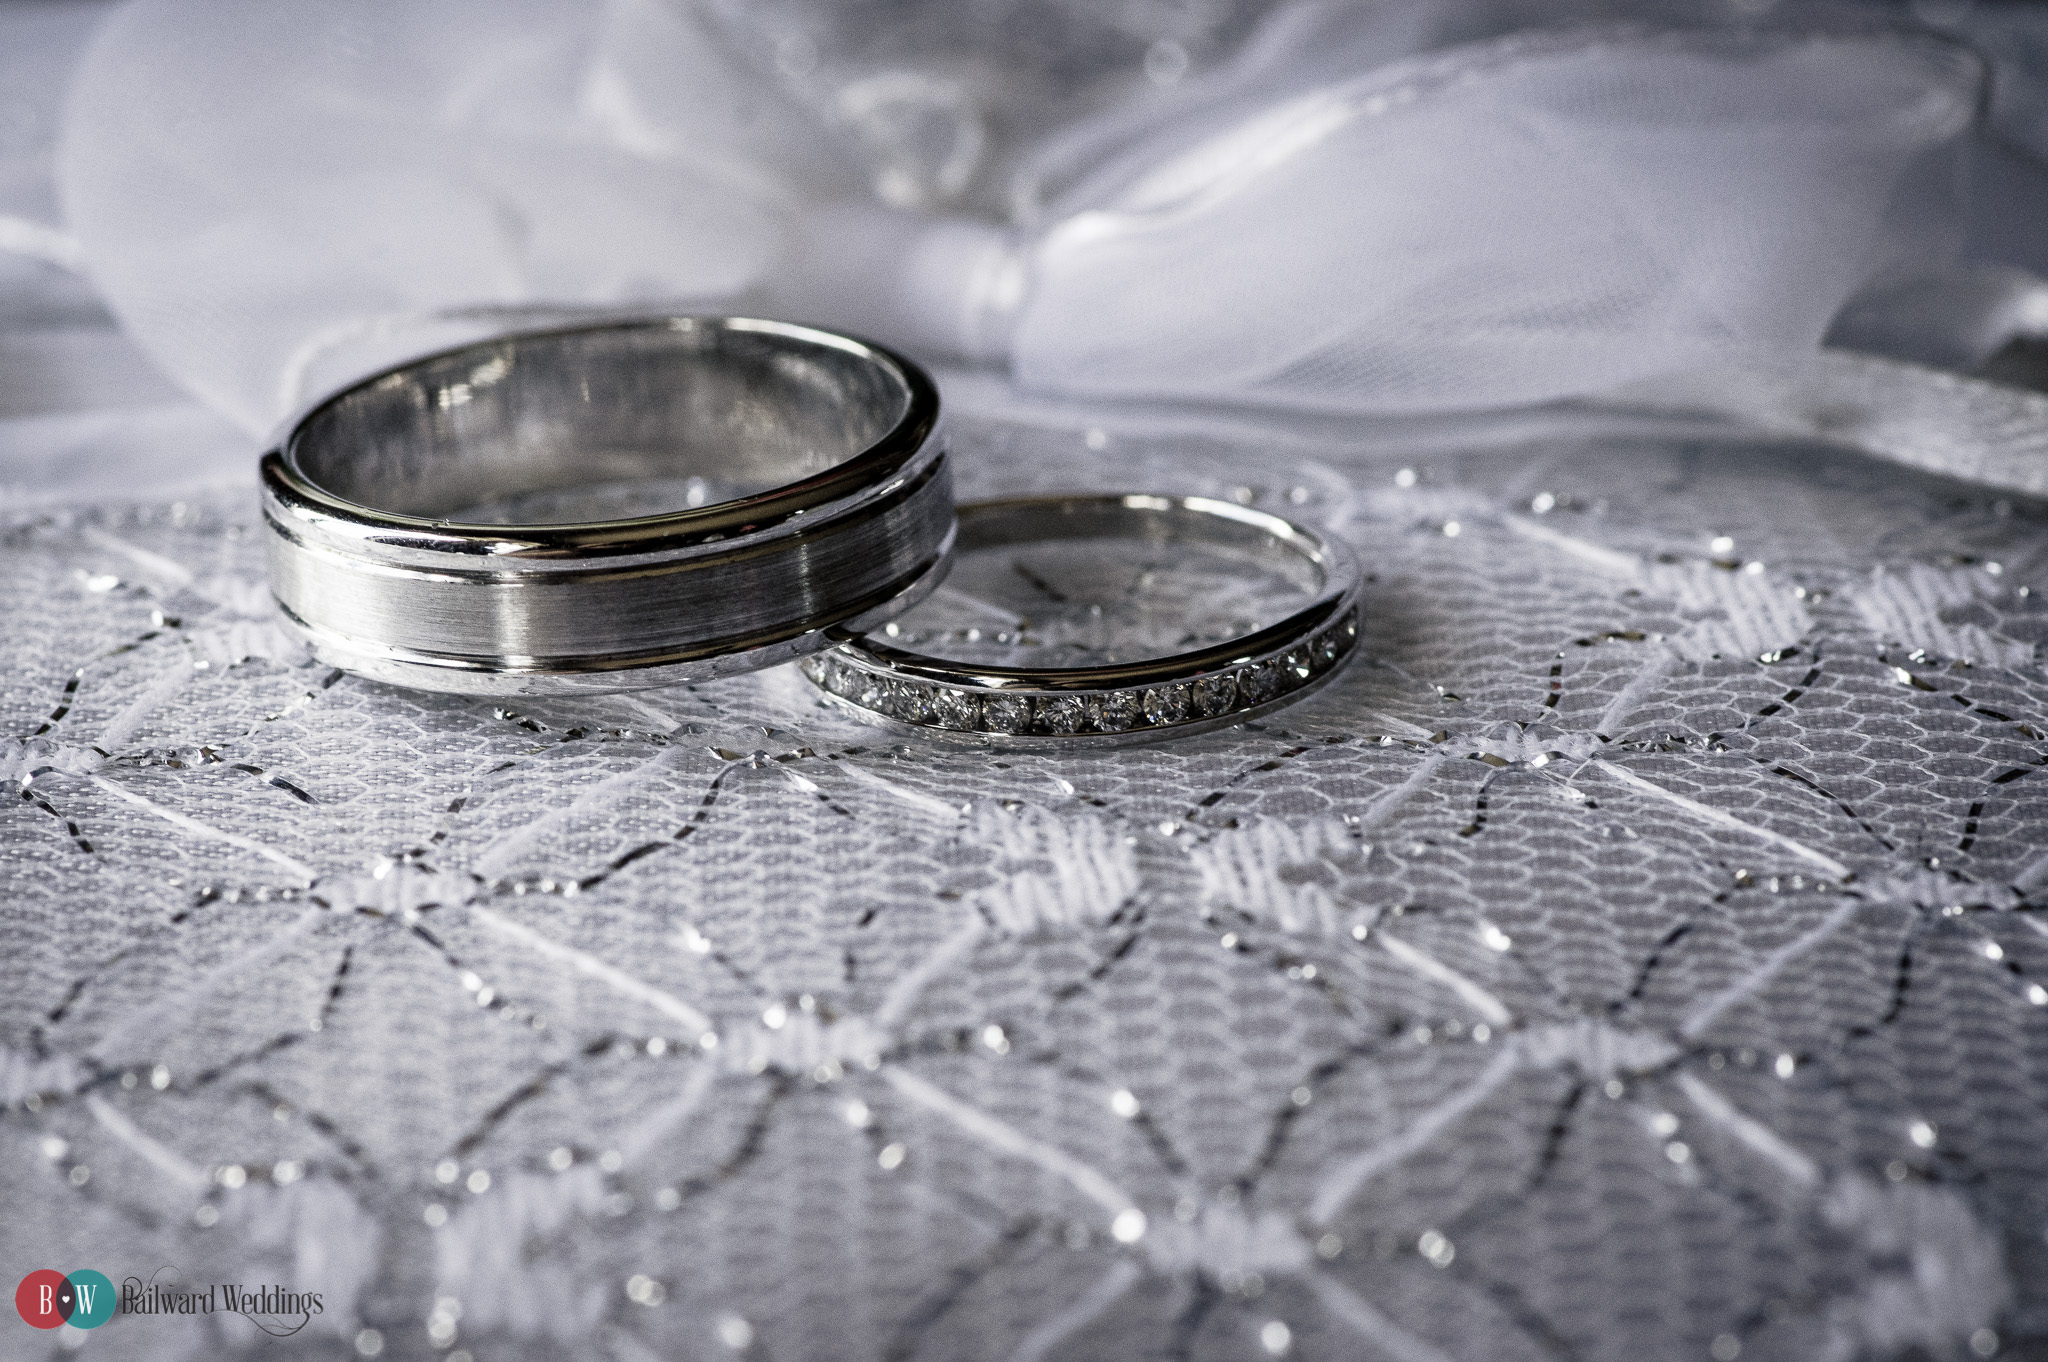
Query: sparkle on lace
3 424 2042 1362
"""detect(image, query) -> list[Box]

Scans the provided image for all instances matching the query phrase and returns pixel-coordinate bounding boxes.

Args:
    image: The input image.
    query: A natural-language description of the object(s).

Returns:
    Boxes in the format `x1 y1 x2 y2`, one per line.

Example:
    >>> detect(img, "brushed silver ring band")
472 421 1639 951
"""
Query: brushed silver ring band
802 494 1361 747
262 317 954 696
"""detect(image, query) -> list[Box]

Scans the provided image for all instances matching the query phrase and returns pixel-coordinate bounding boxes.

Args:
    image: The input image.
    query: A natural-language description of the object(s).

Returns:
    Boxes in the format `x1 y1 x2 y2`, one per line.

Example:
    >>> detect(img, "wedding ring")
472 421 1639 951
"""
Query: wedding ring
262 317 953 696
801 494 1360 746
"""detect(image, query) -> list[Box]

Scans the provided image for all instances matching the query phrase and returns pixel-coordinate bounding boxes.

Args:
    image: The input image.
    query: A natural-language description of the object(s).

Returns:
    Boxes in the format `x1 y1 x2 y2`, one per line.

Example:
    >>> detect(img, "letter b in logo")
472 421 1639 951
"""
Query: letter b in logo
15 1271 68 1329
15 1270 114 1330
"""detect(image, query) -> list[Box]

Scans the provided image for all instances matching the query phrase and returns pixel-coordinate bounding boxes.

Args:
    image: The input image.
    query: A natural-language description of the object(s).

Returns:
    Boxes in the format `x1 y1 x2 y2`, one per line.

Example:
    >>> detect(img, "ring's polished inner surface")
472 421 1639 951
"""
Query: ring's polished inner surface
294 320 913 521
262 317 953 696
802 494 1361 746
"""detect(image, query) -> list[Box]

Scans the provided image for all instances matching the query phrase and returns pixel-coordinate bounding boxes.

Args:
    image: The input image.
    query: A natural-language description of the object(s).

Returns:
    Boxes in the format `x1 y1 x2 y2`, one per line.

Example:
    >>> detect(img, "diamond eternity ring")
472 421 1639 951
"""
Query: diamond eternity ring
801 494 1361 747
262 317 955 696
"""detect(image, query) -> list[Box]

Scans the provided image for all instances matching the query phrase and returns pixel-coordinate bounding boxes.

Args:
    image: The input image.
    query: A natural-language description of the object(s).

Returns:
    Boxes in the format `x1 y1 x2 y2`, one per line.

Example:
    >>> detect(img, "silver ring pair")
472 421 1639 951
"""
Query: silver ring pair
263 317 1361 743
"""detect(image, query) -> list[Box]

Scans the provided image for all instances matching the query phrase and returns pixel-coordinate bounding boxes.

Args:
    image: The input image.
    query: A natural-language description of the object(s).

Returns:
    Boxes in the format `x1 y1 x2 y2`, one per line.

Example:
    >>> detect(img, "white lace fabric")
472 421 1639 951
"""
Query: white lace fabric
5 412 2047 1360
5 2 2048 1360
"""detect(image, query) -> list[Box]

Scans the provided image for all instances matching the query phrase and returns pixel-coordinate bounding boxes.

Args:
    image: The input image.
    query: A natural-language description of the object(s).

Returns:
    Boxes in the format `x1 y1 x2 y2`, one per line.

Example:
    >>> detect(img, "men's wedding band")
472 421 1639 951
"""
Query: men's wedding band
802 494 1361 746
261 317 954 696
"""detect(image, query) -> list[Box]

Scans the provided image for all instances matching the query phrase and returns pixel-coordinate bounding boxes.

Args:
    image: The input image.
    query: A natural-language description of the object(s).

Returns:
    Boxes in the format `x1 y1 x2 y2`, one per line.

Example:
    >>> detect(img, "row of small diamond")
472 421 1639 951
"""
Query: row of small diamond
802 609 1357 737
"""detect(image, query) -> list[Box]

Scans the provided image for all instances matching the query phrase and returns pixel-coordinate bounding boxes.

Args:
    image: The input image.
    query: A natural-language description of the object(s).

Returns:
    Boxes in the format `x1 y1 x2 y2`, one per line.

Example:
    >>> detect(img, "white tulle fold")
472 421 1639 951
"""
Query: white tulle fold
54 0 1985 433
56 0 854 433
1003 28 1976 412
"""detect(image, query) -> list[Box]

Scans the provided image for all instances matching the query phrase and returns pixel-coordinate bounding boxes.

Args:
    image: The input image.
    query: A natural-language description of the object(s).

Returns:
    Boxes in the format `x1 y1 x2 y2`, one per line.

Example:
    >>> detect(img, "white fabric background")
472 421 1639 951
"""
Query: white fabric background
5 3 2048 1361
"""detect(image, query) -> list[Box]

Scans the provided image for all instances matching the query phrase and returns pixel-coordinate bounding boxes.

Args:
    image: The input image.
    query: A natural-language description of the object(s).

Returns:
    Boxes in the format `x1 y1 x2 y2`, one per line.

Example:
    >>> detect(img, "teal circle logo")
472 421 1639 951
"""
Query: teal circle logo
65 1271 115 1329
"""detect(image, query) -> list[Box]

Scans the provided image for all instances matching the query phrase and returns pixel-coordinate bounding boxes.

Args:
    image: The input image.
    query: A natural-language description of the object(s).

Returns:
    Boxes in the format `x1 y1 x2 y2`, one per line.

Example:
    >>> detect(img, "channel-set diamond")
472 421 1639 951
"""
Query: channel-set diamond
1239 659 1282 704
1085 691 1140 732
1038 696 1087 734
982 694 1032 734
891 680 939 725
1191 673 1238 717
930 688 980 730
1310 623 1348 673
1281 648 1312 691
1142 684 1191 726
847 668 890 709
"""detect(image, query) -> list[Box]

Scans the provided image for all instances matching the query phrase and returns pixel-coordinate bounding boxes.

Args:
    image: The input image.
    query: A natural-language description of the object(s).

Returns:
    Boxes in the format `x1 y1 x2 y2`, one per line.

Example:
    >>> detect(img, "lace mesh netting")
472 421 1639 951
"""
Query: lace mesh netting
4 408 2046 1362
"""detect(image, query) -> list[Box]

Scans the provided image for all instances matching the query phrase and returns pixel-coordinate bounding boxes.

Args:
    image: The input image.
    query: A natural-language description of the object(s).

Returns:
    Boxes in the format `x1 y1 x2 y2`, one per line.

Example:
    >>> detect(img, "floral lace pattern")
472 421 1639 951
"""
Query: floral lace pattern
4 412 2046 1361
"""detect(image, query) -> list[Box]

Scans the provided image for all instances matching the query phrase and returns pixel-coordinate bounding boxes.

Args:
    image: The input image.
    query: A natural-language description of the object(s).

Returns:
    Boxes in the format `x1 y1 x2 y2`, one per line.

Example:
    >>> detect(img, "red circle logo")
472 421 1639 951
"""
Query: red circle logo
15 1270 72 1328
